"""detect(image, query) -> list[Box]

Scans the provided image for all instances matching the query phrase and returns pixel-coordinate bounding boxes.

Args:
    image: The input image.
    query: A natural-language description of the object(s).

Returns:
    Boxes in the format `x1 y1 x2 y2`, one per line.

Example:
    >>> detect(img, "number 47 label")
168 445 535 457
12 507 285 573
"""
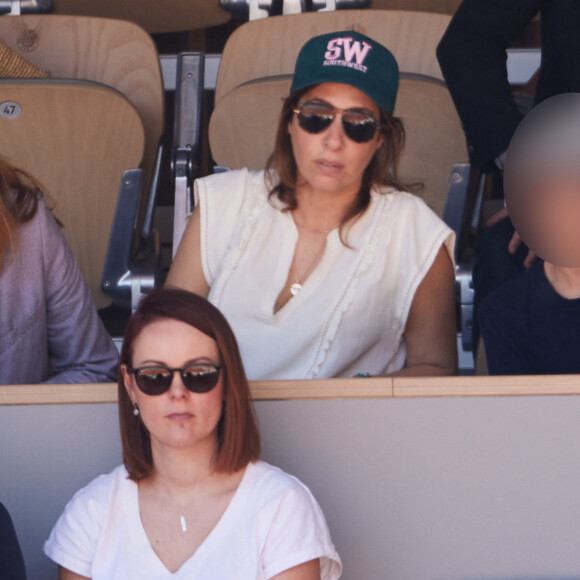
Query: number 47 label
0 102 22 119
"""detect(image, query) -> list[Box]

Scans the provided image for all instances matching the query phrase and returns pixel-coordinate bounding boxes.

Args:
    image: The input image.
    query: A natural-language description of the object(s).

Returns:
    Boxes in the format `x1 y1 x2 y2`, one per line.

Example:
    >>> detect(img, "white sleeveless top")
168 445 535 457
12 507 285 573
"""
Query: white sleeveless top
196 169 454 380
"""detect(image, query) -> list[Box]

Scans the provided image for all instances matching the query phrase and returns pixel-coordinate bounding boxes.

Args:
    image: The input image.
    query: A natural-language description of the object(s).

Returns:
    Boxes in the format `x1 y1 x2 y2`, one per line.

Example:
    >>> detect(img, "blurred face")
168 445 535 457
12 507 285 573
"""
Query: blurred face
288 82 383 200
507 170 580 266
121 318 224 456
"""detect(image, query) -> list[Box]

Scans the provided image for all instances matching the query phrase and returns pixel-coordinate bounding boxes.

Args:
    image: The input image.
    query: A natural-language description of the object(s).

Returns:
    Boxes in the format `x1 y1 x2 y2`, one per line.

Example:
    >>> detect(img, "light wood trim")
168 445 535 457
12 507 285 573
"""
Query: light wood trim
0 383 118 405
392 375 580 398
250 377 394 400
0 378 393 406
4 376 580 406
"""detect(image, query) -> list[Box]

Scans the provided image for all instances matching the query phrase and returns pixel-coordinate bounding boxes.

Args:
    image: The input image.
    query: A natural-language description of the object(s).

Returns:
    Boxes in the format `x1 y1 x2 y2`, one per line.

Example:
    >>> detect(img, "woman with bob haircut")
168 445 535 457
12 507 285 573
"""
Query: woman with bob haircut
0 154 117 384
45 288 342 580
167 30 457 380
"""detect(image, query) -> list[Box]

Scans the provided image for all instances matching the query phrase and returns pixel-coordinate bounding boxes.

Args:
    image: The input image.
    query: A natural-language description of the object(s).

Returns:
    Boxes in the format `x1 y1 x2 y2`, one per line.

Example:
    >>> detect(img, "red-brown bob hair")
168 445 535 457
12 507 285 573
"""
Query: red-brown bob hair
119 288 261 481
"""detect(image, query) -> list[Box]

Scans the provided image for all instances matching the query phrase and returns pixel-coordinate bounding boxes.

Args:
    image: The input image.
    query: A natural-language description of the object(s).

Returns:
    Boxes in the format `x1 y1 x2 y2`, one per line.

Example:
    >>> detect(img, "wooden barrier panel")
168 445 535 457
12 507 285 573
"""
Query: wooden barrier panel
2 377 580 579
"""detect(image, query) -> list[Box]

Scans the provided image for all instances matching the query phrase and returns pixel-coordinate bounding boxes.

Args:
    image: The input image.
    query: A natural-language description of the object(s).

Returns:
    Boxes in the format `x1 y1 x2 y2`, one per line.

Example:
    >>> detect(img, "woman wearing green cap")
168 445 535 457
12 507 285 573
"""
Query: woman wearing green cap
167 30 457 380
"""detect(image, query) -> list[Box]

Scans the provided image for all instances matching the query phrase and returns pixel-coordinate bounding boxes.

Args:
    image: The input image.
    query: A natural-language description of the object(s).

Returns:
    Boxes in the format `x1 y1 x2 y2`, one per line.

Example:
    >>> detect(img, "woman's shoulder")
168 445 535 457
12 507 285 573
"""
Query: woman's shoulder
370 186 453 249
243 462 342 578
196 168 267 195
65 465 131 512
373 186 443 218
17 193 62 241
194 168 271 221
44 466 131 573
245 461 318 505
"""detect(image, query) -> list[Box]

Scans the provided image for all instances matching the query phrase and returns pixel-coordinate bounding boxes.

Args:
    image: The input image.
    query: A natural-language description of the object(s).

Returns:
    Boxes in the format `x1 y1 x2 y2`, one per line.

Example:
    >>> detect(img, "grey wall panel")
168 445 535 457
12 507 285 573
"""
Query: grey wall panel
2 397 580 579
256 398 580 580
0 404 121 580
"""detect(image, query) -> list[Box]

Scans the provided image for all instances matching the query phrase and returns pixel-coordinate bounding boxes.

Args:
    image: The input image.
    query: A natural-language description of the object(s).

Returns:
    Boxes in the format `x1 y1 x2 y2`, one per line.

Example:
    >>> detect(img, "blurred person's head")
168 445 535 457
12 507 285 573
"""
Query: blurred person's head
504 93 580 267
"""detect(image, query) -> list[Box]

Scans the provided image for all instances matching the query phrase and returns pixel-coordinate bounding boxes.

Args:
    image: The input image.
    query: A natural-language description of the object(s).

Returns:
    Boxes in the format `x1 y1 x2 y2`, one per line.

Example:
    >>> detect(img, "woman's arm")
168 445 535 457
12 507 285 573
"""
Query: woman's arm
271 559 320 580
40 202 118 384
165 209 210 297
59 567 90 580
393 244 458 376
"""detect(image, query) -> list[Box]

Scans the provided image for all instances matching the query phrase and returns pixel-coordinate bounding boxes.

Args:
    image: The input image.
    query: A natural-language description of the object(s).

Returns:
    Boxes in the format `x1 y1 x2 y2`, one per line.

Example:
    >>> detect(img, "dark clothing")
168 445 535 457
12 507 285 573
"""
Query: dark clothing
0 503 27 580
472 215 528 348
437 0 580 169
479 259 580 375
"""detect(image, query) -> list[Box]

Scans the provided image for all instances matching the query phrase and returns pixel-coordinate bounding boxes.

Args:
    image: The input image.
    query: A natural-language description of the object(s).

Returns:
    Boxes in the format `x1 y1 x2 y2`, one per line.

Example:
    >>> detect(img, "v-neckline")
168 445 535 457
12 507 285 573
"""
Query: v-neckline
272 213 338 318
132 463 251 576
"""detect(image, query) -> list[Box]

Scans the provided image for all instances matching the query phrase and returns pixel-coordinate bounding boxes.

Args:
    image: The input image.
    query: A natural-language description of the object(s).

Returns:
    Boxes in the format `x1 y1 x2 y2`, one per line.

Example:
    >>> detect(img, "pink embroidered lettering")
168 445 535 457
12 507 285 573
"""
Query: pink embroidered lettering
323 37 373 68
324 38 343 61
342 39 372 65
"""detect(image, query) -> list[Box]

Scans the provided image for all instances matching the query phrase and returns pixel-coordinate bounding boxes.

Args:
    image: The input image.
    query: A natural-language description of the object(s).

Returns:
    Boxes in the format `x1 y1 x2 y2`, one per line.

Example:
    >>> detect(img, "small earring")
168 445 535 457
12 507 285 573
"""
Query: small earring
132 403 140 417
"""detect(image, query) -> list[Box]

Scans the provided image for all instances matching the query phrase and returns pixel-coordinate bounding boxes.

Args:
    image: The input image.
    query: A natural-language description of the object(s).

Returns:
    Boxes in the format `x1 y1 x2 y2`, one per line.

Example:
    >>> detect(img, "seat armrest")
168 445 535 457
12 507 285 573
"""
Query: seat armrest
219 0 275 20
0 0 52 14
219 0 369 20
456 261 474 353
101 169 160 310
442 163 476 354
171 52 204 256
442 163 470 261
312 0 370 9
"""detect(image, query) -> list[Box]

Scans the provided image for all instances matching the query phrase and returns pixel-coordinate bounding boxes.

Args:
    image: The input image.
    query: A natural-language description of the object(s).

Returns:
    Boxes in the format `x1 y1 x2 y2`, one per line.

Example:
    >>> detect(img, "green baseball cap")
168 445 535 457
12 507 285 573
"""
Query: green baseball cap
290 30 399 112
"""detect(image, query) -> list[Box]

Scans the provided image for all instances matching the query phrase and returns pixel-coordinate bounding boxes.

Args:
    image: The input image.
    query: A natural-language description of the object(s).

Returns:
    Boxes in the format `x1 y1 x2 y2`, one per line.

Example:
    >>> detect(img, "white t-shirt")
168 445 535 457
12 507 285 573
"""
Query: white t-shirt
196 169 455 380
44 461 341 579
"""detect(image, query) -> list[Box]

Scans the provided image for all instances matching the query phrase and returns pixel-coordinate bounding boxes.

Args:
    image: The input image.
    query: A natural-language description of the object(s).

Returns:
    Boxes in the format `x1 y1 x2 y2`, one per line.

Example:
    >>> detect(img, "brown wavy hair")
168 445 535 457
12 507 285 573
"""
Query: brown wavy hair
0 155 41 263
119 288 261 481
265 87 409 244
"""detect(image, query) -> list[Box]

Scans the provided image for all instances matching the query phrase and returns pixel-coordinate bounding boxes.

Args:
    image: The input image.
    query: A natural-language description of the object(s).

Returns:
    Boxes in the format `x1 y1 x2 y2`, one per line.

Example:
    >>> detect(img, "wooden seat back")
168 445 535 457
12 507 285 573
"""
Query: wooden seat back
52 0 231 33
0 15 163 200
210 10 467 217
0 80 145 307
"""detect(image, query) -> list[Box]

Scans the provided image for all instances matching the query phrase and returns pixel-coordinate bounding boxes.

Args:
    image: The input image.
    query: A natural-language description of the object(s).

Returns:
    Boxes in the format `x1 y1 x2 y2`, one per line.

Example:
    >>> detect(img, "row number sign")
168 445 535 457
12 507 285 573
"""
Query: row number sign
1 102 22 119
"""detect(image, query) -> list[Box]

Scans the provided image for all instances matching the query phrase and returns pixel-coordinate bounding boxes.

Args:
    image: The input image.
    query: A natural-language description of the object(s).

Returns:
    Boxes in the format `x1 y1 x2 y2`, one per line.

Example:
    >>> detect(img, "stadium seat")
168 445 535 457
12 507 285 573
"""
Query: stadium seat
0 15 164 200
0 15 165 311
0 80 145 309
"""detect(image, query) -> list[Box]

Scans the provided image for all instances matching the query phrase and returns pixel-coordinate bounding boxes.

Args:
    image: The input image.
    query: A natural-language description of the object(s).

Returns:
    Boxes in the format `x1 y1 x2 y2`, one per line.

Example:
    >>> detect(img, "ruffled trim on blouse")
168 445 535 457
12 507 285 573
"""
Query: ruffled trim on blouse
208 171 272 305
306 189 395 378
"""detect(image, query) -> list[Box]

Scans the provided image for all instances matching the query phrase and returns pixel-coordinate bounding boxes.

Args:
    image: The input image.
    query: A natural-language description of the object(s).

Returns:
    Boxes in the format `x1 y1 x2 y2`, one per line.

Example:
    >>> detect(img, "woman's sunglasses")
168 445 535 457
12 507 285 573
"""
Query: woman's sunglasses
293 101 380 143
126 363 222 396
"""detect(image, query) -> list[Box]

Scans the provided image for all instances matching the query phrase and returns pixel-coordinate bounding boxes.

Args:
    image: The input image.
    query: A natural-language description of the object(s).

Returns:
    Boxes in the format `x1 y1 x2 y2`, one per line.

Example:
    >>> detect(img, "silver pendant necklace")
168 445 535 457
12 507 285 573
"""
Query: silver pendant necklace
289 214 340 297
289 238 328 295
